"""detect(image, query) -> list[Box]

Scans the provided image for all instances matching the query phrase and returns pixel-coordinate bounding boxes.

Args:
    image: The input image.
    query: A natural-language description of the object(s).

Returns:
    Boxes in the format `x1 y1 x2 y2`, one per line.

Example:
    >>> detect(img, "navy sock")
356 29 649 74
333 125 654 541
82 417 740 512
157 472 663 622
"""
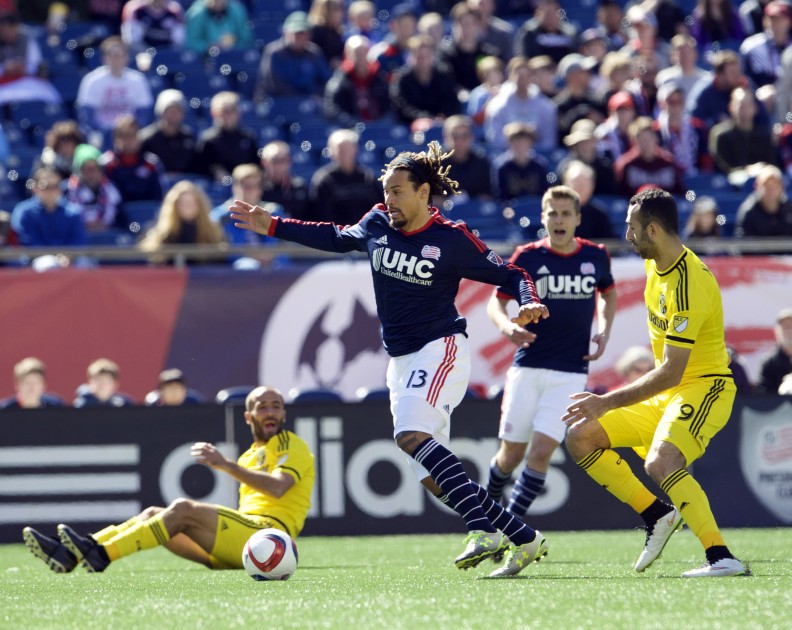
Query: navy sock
486 457 511 503
412 439 495 533
473 482 536 546
507 467 547 518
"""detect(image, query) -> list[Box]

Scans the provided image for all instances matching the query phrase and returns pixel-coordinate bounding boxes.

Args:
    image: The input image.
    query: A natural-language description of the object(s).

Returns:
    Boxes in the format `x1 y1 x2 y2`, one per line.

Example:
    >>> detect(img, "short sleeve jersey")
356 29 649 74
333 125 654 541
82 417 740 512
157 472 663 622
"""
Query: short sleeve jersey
236 430 315 537
496 237 615 374
644 247 731 382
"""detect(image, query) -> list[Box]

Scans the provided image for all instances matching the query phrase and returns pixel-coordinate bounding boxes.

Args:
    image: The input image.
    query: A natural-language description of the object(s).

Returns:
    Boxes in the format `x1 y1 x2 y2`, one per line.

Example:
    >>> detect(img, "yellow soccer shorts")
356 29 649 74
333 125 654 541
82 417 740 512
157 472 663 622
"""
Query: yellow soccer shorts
208 506 290 570
599 376 736 466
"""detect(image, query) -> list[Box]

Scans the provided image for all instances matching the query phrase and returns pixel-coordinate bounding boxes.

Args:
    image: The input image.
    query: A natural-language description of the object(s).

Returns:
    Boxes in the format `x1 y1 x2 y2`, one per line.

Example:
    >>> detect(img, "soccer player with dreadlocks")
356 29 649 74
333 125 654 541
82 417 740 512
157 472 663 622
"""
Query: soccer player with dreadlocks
230 141 550 577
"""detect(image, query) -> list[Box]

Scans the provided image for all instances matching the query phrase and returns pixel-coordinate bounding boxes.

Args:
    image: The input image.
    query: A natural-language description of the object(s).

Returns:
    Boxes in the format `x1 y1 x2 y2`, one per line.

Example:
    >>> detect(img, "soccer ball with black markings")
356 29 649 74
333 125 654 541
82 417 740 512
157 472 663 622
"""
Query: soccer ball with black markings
242 528 298 581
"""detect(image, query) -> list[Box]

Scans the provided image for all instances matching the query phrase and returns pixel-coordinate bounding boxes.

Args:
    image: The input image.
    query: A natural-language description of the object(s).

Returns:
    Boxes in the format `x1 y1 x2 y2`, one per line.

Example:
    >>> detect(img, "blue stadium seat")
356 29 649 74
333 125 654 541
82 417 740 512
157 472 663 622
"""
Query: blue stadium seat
287 387 344 403
50 73 85 105
7 146 41 180
288 119 338 149
173 70 232 101
121 200 161 229
215 386 256 405
357 119 411 148
149 47 202 74
355 386 390 401
85 229 129 246
260 96 321 126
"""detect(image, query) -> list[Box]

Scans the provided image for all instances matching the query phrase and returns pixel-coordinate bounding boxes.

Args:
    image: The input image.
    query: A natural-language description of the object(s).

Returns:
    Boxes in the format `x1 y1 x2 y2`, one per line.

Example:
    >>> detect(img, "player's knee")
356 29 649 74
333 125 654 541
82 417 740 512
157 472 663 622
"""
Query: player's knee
166 498 197 520
140 506 164 519
565 423 594 461
499 442 527 471
394 430 430 454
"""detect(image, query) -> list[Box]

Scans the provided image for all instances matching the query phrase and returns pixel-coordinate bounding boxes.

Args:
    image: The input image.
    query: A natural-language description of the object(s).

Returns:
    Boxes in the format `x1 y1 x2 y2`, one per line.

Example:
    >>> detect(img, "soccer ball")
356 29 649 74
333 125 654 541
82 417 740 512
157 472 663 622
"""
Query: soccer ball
242 528 298 581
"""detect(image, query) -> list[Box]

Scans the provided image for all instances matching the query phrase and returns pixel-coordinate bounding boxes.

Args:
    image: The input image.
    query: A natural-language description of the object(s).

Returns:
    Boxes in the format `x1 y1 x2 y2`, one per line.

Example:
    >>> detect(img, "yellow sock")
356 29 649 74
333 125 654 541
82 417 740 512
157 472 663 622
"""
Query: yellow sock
661 469 724 550
103 514 171 561
92 516 141 544
578 448 656 514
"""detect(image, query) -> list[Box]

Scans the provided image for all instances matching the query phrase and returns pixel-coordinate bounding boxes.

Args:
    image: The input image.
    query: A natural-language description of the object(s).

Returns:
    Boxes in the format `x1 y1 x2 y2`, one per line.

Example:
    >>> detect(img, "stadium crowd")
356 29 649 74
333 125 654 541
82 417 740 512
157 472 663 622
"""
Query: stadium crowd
1 0 792 262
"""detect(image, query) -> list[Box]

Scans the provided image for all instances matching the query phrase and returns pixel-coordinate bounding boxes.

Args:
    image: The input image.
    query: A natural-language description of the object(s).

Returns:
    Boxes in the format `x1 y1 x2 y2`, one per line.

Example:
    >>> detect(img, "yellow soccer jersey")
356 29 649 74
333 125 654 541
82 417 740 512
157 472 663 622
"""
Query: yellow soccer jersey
236 430 315 537
644 247 731 382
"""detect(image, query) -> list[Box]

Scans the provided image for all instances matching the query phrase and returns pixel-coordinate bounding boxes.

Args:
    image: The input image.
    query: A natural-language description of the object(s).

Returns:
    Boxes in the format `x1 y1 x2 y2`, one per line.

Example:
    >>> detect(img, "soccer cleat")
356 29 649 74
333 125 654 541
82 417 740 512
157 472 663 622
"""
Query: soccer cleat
634 507 683 572
489 531 549 578
57 524 110 573
682 557 748 578
22 527 78 573
454 530 510 570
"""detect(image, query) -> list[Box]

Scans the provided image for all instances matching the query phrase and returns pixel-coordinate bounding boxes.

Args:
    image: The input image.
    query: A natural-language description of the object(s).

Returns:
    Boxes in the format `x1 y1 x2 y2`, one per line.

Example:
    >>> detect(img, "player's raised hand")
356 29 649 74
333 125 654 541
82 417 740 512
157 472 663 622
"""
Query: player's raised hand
561 391 609 426
229 200 273 235
583 332 610 361
512 302 549 326
190 442 229 469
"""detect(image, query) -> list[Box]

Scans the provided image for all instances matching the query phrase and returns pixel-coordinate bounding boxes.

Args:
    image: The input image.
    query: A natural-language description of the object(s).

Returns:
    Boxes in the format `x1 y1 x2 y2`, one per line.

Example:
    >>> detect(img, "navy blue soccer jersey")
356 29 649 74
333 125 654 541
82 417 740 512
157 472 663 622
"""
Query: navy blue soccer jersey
270 205 540 357
496 237 615 374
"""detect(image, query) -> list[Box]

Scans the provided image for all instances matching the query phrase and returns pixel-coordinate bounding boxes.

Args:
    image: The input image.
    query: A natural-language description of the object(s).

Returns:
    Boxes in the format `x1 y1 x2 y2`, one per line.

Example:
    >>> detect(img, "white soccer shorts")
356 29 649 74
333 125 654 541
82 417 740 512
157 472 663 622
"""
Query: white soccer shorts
498 365 587 444
387 334 471 479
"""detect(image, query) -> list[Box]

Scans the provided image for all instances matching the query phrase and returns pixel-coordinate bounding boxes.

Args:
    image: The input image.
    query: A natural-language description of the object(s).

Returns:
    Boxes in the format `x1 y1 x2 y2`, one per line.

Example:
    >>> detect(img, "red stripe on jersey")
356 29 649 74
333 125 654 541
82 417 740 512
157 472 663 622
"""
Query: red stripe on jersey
427 336 457 406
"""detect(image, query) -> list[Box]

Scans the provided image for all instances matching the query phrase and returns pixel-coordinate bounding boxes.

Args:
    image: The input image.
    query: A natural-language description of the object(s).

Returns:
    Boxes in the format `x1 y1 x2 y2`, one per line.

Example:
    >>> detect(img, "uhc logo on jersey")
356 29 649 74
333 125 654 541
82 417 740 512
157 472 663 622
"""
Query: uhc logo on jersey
372 247 435 285
532 265 597 300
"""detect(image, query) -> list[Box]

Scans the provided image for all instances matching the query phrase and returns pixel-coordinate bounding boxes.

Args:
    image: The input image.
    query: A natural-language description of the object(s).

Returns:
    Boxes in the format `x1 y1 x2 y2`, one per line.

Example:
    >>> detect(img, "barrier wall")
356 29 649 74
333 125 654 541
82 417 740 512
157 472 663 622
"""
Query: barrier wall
1 395 789 543
1 256 792 404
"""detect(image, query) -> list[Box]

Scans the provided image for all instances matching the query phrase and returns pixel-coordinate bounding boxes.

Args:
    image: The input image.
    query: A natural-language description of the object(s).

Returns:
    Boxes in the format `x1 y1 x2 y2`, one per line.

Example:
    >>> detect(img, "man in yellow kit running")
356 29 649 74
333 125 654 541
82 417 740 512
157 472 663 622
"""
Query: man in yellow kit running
23 386 315 572
562 188 747 578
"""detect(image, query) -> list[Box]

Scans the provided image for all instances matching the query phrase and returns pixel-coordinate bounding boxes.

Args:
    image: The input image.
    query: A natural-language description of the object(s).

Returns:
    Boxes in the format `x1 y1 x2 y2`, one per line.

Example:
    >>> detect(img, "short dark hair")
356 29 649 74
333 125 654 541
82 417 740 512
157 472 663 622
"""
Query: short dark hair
629 188 679 235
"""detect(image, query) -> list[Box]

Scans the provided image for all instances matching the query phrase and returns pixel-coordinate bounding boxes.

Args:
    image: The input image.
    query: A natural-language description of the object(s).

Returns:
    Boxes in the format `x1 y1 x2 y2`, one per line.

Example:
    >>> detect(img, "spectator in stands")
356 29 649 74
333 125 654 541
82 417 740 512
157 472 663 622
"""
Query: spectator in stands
740 1 792 88
690 0 745 52
654 81 712 176
149 368 204 405
624 51 662 117
709 87 778 174
485 56 557 152
777 115 792 176
756 307 792 393
614 345 655 388
513 0 577 63
557 118 618 195
10 166 85 247
578 29 609 91
561 160 616 240
656 34 711 99
595 0 629 52
139 89 197 176
255 10 332 100
442 114 493 200
100 115 163 206
615 116 684 197
529 54 559 99
0 0 61 105
259 141 310 220
344 1 380 44
73 358 133 407
687 50 751 130
0 357 64 409
140 179 224 261
76 36 153 134
735 163 792 236
594 51 633 108
65 143 122 233
492 122 550 201
324 35 390 127
596 90 637 163
308 0 345 69
647 0 691 41
36 121 85 180
390 34 461 126
416 11 445 49
466 55 504 126
468 0 513 62
308 129 382 225
776 41 792 122
184 0 252 55
211 163 278 242
619 5 670 68
195 91 258 182
120 0 185 53
554 53 606 145
740 0 773 35
438 3 501 96
683 194 723 239
369 3 417 83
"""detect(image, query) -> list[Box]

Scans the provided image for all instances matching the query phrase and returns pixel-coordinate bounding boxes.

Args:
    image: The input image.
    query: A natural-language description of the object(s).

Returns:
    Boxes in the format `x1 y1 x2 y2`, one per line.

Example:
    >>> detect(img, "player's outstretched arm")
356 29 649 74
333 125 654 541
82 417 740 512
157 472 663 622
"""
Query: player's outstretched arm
229 200 273 235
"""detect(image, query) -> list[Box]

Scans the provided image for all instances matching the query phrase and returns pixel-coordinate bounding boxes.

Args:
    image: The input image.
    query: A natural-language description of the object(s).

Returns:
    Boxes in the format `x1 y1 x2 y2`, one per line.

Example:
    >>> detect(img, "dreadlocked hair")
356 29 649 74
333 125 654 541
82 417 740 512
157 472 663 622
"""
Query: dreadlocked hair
380 140 460 204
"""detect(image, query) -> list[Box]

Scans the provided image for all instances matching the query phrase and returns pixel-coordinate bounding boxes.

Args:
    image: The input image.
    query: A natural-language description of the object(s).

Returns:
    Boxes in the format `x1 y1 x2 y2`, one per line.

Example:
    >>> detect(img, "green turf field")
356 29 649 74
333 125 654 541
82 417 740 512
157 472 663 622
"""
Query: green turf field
1 528 789 630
